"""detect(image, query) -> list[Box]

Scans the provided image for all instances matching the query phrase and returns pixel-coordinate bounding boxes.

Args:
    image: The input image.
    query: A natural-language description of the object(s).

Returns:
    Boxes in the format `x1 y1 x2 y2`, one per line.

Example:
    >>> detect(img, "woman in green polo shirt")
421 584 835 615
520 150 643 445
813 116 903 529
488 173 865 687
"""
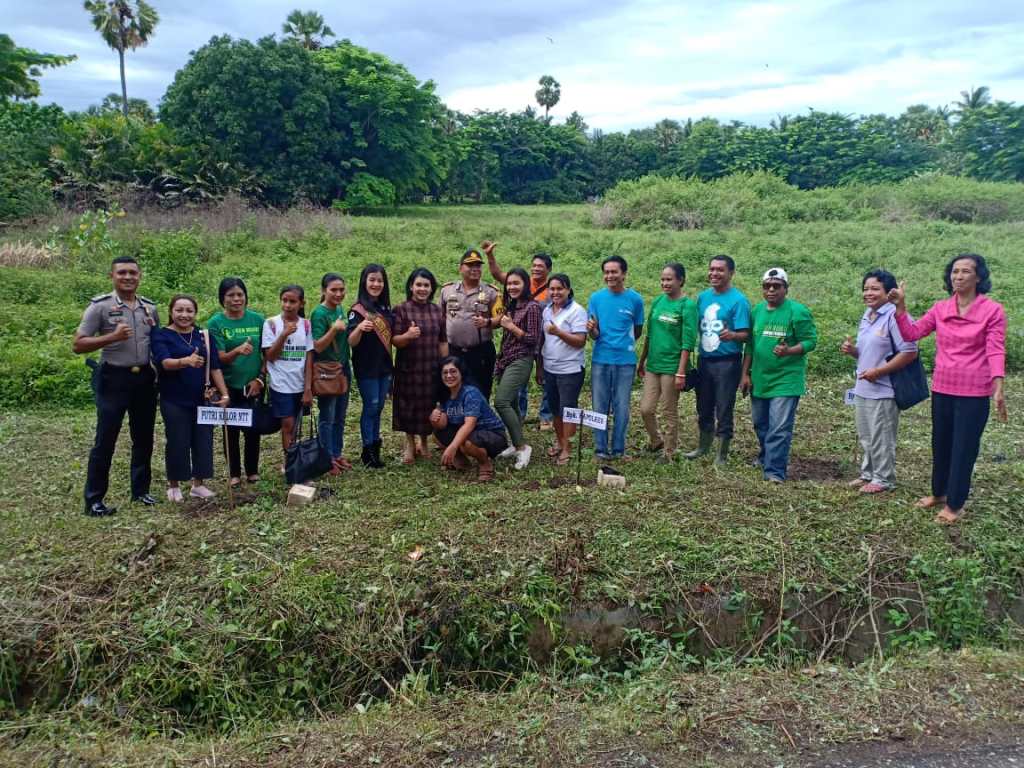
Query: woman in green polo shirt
311 273 352 473
209 277 265 486
637 263 698 463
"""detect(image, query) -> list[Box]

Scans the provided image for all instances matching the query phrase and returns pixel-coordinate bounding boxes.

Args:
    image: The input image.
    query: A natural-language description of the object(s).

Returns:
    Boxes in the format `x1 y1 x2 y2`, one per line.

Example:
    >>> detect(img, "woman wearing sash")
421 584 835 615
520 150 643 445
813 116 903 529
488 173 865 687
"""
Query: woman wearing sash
348 264 394 468
392 268 448 464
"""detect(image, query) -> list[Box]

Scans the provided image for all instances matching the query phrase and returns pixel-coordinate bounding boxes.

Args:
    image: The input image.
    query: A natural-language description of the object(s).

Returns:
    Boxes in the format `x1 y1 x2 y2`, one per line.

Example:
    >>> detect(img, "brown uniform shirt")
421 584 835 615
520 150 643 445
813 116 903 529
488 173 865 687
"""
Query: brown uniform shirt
439 281 501 350
77 293 159 366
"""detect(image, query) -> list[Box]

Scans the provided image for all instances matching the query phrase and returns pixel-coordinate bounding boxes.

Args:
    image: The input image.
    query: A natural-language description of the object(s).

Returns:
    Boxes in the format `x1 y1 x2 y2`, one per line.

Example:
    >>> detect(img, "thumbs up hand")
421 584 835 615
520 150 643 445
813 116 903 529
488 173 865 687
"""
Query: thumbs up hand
407 320 421 340
888 280 906 311
840 335 855 357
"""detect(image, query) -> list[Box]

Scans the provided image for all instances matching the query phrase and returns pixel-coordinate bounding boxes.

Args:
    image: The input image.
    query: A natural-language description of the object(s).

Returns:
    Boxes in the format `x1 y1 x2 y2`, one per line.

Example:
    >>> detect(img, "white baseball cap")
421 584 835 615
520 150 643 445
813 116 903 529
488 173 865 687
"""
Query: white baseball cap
762 267 789 285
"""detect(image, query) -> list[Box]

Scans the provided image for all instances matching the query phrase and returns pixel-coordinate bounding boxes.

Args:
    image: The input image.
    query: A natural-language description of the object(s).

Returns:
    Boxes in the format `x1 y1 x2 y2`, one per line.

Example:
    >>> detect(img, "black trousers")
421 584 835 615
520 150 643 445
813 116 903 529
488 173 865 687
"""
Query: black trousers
160 400 215 482
226 386 262 478
454 341 497 401
695 355 743 439
84 365 157 507
931 392 990 510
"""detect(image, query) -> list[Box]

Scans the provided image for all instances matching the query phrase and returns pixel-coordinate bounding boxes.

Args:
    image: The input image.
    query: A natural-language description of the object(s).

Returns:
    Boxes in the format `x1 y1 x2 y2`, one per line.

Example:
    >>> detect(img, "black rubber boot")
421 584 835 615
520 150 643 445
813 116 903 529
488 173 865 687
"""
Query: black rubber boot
361 444 373 468
714 437 731 467
684 430 714 460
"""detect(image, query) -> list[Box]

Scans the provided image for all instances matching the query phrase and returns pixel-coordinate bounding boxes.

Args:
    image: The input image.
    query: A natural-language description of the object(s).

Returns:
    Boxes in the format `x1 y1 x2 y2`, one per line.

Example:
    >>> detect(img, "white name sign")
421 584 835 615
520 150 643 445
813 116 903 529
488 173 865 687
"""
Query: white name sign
196 407 253 427
563 407 608 430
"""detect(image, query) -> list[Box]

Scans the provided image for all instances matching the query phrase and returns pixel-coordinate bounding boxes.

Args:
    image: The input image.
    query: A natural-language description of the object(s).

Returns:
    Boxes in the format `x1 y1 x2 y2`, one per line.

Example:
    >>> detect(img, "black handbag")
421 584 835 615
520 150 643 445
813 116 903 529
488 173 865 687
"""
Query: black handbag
251 388 281 436
886 325 929 411
285 411 333 485
681 363 700 393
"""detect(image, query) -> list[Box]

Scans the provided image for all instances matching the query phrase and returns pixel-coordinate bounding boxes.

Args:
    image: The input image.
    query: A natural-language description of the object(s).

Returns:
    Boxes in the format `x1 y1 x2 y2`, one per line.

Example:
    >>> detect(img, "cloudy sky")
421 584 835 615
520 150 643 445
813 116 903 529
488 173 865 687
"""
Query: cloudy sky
6 0 1024 131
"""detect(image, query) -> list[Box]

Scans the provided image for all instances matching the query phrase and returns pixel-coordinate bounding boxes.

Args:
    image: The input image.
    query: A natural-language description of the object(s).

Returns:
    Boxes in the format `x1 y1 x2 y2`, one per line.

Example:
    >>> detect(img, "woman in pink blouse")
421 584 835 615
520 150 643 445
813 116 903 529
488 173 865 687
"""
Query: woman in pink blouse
889 253 1008 524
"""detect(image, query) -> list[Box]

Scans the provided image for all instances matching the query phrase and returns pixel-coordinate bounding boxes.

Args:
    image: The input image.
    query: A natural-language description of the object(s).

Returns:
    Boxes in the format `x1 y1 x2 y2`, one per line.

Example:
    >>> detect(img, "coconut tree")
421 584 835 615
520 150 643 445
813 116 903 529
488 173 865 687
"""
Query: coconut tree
83 0 159 118
282 9 335 50
535 75 560 119
955 85 991 114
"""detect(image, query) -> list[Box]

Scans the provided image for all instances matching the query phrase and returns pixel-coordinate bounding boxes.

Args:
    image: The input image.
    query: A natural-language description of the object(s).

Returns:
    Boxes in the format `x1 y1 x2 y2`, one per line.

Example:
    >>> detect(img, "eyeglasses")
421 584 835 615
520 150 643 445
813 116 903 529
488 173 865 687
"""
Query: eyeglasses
441 369 460 378
762 283 785 290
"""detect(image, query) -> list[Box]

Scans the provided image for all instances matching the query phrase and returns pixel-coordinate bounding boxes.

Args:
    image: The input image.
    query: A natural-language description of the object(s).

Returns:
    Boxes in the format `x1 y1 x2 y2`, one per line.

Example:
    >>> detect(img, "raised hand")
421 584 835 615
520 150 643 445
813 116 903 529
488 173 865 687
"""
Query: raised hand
332 317 347 332
238 337 254 356
111 322 133 341
407 320 421 339
840 335 855 356
887 280 906 310
481 240 497 257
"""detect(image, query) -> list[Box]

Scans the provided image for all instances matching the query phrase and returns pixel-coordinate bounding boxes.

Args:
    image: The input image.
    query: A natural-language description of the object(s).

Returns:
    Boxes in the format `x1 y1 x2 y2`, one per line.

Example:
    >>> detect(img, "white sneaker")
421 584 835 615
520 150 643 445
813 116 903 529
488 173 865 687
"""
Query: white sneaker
514 445 533 470
190 485 216 499
498 445 518 459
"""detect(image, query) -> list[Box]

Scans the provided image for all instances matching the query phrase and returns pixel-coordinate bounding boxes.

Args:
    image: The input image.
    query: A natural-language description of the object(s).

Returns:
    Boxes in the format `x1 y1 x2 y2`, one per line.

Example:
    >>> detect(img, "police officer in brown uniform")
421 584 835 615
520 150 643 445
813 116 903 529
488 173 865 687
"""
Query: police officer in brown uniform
440 249 500 399
73 256 159 516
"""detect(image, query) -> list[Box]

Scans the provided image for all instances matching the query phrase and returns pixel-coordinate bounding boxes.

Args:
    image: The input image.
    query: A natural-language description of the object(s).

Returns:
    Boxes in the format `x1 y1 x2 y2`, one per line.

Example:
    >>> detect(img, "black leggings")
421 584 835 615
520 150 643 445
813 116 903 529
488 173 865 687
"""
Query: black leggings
226 387 261 478
931 392 990 509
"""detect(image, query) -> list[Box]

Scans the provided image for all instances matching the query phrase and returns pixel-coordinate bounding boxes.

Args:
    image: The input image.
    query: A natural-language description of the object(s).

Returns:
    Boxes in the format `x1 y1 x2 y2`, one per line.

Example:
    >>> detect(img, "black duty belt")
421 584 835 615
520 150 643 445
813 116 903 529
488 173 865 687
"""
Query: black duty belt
104 363 150 374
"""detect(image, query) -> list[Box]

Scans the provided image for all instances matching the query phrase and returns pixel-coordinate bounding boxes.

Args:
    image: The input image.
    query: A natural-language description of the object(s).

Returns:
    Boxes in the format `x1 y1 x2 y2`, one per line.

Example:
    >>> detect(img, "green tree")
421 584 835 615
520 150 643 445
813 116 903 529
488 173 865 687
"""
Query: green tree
0 34 75 100
951 101 1024 181
282 9 335 49
83 0 159 118
87 92 156 122
955 85 991 114
535 75 560 119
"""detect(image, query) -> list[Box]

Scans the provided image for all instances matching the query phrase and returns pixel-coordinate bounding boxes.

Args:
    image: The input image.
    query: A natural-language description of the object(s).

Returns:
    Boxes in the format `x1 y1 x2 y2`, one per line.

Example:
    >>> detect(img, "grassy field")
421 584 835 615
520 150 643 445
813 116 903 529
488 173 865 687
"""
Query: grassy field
1 202 1022 764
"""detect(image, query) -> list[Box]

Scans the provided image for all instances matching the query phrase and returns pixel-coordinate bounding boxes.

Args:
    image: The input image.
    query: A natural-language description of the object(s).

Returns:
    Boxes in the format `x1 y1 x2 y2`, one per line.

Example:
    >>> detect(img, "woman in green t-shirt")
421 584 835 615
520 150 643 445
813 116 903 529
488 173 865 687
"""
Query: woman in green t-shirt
208 277 265 487
637 263 698 463
311 273 352 473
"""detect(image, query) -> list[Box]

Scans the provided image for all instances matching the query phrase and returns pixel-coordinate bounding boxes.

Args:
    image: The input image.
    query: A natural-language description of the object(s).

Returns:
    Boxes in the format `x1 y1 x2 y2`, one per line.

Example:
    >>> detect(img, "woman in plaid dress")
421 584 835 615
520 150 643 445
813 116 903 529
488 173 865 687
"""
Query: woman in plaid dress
392 268 449 464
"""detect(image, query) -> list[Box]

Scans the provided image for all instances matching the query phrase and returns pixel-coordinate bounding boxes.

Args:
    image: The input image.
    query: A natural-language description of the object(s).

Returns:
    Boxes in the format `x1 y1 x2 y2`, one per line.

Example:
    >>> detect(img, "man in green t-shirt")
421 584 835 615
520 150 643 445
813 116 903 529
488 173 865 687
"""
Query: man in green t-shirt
740 268 817 483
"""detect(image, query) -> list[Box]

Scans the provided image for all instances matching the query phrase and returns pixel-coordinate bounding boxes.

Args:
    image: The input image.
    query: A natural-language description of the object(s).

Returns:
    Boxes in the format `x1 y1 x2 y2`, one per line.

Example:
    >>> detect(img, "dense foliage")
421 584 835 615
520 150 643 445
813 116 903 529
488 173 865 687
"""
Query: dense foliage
2 26 1024 221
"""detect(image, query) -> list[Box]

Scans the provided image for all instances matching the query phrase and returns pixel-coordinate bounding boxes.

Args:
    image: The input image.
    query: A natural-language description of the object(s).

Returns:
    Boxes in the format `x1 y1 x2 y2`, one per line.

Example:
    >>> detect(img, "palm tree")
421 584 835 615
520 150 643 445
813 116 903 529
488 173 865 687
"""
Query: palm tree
955 85 991 113
83 1 159 118
282 9 335 50
535 75 560 119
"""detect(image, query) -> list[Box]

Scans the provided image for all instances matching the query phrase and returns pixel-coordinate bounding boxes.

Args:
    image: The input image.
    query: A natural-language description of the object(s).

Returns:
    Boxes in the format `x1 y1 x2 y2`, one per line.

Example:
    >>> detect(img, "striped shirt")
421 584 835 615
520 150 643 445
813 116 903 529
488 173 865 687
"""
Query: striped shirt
895 295 1006 397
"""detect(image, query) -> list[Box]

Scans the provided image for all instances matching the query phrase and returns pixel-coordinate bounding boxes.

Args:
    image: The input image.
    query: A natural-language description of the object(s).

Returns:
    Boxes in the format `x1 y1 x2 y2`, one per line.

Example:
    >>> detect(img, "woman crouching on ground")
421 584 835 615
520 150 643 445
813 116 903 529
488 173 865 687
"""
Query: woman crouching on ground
429 356 508 482
539 273 588 465
152 294 230 502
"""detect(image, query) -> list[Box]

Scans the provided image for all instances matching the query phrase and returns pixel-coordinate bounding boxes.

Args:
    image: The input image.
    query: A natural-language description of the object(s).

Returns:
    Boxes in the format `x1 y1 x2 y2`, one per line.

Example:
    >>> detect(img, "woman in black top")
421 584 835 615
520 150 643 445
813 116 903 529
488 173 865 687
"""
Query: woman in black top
151 294 230 502
347 264 394 468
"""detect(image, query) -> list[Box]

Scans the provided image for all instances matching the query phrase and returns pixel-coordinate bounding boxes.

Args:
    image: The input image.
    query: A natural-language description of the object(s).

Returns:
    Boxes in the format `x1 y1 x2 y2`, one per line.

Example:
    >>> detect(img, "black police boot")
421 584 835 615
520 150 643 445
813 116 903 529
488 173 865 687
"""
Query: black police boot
85 501 117 517
132 493 158 506
361 444 373 468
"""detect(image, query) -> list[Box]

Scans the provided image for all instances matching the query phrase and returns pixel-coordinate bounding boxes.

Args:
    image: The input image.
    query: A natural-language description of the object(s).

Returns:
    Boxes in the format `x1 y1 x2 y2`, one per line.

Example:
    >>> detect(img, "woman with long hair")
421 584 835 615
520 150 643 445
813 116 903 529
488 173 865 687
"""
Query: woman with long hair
392 267 448 464
311 273 352 473
347 264 394 468
429 356 508 482
492 267 542 470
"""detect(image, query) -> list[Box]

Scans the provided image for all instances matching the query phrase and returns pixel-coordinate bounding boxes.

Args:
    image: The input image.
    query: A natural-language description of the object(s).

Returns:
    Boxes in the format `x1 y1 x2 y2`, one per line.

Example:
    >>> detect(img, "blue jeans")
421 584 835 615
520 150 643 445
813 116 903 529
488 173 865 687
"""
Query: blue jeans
590 362 635 456
356 375 390 446
518 384 553 422
751 396 800 481
318 388 349 459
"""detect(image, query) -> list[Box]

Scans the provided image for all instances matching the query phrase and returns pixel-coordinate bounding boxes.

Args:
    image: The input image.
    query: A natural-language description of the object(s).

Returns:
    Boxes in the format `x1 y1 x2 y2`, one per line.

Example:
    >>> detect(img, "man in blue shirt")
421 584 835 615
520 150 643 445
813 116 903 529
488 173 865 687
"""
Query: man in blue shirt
587 256 645 459
686 255 751 465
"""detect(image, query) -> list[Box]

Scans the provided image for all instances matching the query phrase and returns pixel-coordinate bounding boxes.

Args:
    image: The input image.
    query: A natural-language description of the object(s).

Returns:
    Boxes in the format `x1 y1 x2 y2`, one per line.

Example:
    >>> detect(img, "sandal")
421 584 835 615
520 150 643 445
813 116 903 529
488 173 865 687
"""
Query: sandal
229 477 242 489
547 446 560 458
847 477 867 487
246 474 260 483
935 508 964 525
859 483 888 494
915 495 945 509
477 461 495 482
555 453 571 466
